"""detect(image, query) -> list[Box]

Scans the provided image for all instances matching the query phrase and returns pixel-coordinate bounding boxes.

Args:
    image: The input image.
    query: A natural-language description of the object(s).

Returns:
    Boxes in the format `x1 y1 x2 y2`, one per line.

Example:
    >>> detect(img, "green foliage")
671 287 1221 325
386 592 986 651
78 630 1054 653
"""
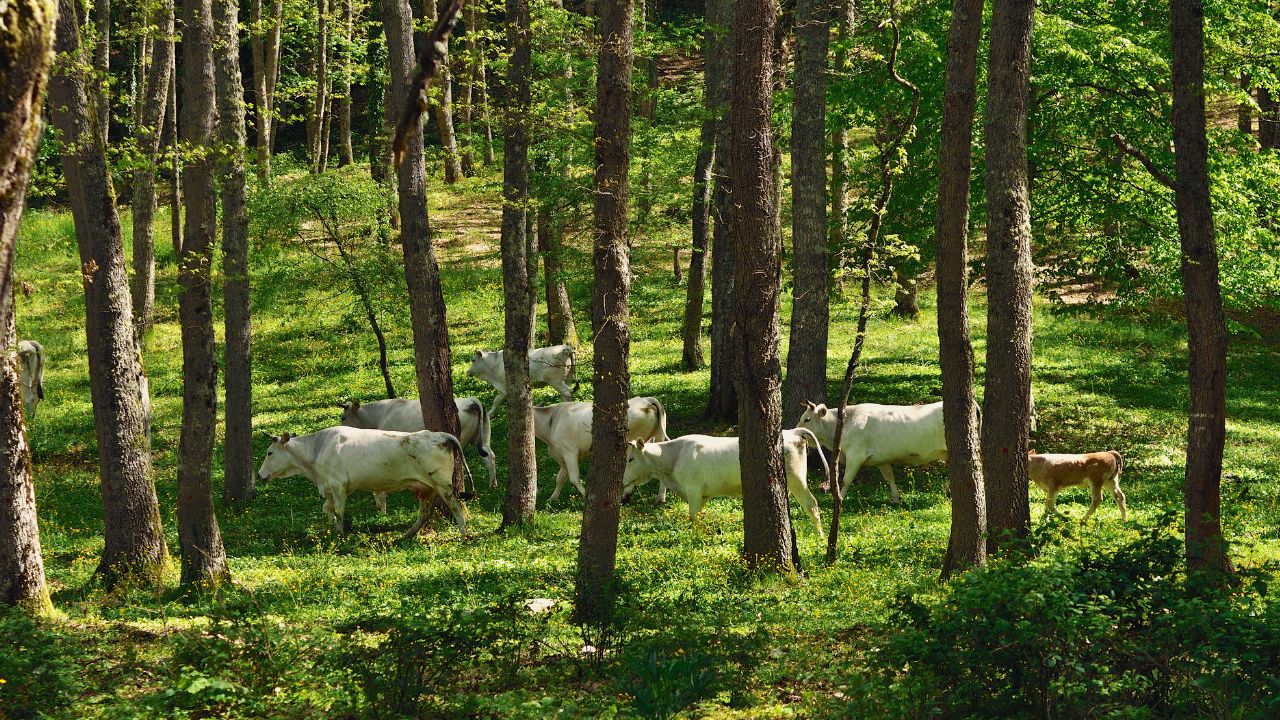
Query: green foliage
625 648 715 720
0 609 81 719
854 518 1280 719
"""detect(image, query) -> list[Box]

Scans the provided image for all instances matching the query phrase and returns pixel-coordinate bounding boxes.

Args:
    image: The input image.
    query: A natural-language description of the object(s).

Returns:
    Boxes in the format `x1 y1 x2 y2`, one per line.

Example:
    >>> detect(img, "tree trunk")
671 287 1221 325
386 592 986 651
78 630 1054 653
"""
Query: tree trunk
0 0 56 614
169 64 182 255
130 0 174 337
936 0 986 580
423 0 463 183
499 0 538 528
335 0 354 165
1171 0 1232 576
477 33 496 166
892 268 919 319
539 203 579 346
49 0 170 589
981 0 1035 557
1260 87 1279 149
177 0 230 587
251 0 283 176
382 0 465 497
575 0 632 626
1237 73 1252 136
311 0 330 174
94 0 111 147
782 0 829 426
214 0 255 508
458 2 477 176
732 0 792 570
682 117 713 370
706 0 736 423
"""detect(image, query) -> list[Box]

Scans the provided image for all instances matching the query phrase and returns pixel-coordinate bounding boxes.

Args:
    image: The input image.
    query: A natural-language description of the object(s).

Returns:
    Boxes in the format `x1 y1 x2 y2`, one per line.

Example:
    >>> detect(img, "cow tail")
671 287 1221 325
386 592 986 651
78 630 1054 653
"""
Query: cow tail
794 428 830 491
475 400 492 458
651 397 670 441
1111 450 1124 479
443 433 475 500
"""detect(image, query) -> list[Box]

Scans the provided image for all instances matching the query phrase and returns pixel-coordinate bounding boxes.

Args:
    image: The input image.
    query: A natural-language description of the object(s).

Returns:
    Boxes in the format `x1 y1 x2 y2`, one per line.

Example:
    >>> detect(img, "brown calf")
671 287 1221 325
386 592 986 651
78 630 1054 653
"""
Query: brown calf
1027 450 1128 521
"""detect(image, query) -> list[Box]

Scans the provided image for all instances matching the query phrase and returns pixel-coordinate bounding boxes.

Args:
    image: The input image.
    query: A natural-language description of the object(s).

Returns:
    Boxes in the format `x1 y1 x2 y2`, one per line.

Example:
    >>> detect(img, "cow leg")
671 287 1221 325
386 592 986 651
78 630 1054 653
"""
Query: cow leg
547 462 569 504
330 493 348 535
489 388 506 417
1083 481 1104 522
1044 488 1060 518
790 483 826 539
656 478 668 504
440 491 468 536
838 455 864 496
374 492 388 514
564 453 585 497
1109 476 1128 521
397 494 434 542
877 464 902 504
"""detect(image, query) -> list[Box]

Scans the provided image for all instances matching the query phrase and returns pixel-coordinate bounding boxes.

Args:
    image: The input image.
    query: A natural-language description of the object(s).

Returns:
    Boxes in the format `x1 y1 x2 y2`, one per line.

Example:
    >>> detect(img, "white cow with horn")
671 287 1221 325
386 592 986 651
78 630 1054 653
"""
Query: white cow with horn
466 344 577 415
535 397 671 504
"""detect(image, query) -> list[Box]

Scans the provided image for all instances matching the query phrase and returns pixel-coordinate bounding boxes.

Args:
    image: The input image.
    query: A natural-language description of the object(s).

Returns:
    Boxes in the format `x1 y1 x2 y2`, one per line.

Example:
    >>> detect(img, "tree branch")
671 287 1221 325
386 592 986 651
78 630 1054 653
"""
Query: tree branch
391 0 465 168
1110 133 1175 190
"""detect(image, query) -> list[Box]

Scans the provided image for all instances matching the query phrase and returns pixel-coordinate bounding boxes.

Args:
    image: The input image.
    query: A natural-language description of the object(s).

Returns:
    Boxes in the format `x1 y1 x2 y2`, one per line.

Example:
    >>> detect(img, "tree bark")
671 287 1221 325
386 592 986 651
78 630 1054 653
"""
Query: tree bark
936 0 986 580
1171 0 1232 576
706 0 736 423
177 0 230 587
539 203 579 346
575 0 632 625
499 0 538 527
477 26 496 166
782 0 829 426
0 0 56 614
94 0 111 147
214 0 255 507
732 0 792 570
130 0 174 337
892 268 919 319
311 0 330 173
382 0 465 497
458 2 478 175
250 0 282 176
169 63 182 255
982 0 1035 557
49 0 170 589
1237 73 1252 136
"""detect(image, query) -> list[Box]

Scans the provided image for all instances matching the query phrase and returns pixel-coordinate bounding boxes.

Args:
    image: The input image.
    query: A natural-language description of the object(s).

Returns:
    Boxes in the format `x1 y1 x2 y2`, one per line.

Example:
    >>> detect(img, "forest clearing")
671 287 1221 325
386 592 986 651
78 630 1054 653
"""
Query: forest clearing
3 0 1280 716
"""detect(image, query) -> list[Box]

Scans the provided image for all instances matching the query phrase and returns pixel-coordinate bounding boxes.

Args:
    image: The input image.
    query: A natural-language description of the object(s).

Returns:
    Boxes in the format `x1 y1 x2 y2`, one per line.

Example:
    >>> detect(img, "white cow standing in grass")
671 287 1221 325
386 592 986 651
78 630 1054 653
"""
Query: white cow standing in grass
535 397 671 503
255 426 471 539
795 401 947 504
338 396 497 502
619 429 828 538
17 340 44 419
466 344 577 414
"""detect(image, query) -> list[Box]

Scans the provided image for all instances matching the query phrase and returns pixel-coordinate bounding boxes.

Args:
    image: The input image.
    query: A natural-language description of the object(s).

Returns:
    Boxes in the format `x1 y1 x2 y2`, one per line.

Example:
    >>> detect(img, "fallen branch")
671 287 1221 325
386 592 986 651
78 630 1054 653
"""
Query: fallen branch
391 0 465 168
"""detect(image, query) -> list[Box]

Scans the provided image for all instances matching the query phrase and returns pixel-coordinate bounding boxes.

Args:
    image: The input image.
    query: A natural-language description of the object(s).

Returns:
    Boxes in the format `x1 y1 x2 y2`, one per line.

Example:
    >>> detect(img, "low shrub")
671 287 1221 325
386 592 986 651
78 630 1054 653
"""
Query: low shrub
0 609 80 719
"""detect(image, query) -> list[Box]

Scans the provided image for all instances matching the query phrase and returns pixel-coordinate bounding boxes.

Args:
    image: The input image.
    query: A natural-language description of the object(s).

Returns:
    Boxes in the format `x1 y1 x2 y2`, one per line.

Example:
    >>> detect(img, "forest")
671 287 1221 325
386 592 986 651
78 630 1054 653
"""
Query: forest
2 0 1280 716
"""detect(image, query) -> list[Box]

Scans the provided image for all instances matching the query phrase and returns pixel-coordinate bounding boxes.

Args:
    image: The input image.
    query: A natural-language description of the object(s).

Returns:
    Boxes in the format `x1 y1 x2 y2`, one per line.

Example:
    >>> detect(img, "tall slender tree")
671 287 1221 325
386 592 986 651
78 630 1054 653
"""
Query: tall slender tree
423 0 464 183
311 0 331 173
576 0 633 625
1260 87 1279 149
0 0 56 615
250 0 283 177
706 0 736 423
782 0 830 426
682 0 728 371
214 0 255 507
130 0 174 336
733 0 792 569
1171 0 1233 575
828 0 853 284
936 0 986 579
94 0 111 147
49 0 170 588
981 0 1035 556
539 205 579 347
382 0 466 497
499 0 539 528
177 0 230 586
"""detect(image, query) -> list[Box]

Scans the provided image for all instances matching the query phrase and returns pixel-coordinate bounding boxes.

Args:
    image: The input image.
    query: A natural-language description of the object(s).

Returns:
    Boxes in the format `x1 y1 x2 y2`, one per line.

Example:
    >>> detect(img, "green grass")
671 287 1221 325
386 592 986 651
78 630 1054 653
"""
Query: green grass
10 166 1280 718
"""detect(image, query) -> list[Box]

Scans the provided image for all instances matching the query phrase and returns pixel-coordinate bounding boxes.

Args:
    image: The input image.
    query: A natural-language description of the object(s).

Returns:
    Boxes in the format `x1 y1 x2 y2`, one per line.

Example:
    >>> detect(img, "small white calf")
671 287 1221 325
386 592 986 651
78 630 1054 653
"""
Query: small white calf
466 344 577 415
17 340 44 419
255 426 471 539
619 429 827 538
796 401 947 504
535 397 671 503
1028 450 1127 521
339 396 497 496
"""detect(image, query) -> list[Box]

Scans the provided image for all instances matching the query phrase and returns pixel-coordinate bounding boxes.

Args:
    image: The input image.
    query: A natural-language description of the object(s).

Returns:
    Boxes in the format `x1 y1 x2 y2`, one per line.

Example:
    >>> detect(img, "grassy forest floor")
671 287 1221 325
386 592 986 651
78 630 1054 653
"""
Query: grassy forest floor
9 165 1280 718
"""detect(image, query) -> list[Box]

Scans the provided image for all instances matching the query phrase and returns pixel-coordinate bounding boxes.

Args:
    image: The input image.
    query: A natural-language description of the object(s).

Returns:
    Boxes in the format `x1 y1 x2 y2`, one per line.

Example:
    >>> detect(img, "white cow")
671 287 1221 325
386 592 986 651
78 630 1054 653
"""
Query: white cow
619 429 827 538
17 340 44 419
536 397 671 503
466 344 577 414
339 396 497 496
255 426 471 539
796 401 947 504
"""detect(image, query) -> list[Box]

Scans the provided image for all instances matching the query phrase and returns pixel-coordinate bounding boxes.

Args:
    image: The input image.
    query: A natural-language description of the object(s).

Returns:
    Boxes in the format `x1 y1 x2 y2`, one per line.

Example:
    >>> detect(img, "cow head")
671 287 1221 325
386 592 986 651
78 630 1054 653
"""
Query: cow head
337 399 363 427
620 440 651 504
465 350 488 378
257 432 299 482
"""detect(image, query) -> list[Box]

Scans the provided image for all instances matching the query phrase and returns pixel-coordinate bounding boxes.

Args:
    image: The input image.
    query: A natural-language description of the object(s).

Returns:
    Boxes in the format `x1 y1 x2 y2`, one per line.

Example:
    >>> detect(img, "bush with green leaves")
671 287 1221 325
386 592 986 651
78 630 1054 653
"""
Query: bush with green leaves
851 518 1280 719
0 609 81 720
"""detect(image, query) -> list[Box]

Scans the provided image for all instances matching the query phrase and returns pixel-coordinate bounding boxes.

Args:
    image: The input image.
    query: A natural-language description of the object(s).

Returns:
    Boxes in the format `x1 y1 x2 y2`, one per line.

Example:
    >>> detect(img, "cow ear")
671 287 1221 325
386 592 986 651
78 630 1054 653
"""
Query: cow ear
1028 449 1036 456
281 432 292 443
474 349 483 358
816 406 828 417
